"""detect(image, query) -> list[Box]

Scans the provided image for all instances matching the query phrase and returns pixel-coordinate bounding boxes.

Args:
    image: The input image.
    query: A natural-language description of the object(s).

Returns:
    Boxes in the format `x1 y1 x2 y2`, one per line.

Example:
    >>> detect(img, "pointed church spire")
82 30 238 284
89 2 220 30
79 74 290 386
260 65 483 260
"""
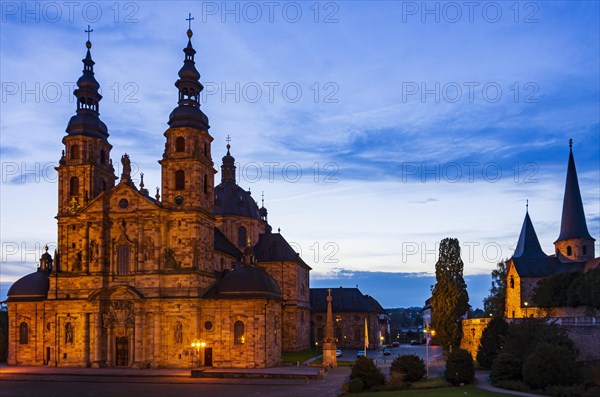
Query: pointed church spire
513 208 546 258
168 14 209 130
221 136 236 184
556 139 593 241
66 26 108 140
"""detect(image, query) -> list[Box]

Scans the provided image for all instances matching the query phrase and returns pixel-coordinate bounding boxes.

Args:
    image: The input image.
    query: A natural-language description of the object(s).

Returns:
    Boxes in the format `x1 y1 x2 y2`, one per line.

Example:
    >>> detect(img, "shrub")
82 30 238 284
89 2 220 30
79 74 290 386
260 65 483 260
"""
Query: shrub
350 357 385 389
444 348 474 384
545 384 587 397
491 353 522 384
390 354 426 382
344 378 364 393
493 380 531 392
389 371 406 389
476 317 508 368
522 343 580 390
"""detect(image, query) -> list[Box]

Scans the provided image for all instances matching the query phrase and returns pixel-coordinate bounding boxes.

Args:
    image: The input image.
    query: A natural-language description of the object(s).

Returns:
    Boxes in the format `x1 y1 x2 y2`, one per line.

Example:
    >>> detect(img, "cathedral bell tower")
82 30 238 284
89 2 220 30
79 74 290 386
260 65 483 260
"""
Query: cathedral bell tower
159 17 215 211
57 27 115 216
554 139 595 262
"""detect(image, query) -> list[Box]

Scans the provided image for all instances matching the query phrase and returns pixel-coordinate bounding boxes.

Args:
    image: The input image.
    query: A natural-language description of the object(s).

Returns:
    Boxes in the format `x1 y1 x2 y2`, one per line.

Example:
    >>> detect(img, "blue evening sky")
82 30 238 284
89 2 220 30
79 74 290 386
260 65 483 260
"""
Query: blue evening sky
1 1 599 308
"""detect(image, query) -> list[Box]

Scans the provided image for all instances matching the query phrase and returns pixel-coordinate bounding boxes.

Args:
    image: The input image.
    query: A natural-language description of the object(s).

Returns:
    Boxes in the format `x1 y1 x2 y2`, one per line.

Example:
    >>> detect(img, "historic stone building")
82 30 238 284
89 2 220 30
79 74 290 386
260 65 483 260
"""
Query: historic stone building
4 25 310 368
504 141 598 321
310 287 388 350
461 140 599 361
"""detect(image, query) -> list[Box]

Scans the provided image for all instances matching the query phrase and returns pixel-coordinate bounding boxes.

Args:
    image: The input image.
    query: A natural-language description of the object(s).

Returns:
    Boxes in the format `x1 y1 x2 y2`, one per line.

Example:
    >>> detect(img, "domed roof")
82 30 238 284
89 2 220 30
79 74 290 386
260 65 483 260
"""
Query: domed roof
6 270 49 302
214 183 262 220
215 265 281 299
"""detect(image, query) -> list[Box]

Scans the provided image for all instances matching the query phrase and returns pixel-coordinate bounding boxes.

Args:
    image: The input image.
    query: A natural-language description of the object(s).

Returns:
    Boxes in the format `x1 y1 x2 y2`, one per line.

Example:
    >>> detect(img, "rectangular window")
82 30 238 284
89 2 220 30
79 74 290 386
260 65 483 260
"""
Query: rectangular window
118 245 130 275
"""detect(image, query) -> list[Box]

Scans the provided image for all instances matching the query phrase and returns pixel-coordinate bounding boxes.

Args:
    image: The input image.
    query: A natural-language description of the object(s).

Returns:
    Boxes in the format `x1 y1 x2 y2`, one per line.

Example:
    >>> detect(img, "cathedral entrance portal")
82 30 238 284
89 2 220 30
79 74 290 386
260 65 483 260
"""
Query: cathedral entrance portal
115 337 129 366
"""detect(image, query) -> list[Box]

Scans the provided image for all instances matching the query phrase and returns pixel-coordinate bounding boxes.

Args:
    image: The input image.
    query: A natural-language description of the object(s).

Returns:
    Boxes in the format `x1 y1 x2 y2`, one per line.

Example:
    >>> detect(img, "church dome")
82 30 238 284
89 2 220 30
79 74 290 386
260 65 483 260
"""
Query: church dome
6 270 49 302
217 265 281 299
214 183 262 220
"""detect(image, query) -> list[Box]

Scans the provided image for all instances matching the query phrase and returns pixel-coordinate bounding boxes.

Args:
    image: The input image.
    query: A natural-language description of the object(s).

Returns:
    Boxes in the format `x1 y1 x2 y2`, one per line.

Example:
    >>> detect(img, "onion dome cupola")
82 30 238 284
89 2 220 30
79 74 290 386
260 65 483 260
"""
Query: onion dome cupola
221 142 236 184
168 18 209 130
214 140 262 220
65 28 108 141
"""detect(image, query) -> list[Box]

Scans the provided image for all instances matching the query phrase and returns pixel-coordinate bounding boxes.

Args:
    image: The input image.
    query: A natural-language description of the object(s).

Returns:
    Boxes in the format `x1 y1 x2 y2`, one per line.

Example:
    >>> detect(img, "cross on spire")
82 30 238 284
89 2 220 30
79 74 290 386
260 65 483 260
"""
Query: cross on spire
569 138 573 149
85 25 93 42
186 13 194 30
226 135 231 145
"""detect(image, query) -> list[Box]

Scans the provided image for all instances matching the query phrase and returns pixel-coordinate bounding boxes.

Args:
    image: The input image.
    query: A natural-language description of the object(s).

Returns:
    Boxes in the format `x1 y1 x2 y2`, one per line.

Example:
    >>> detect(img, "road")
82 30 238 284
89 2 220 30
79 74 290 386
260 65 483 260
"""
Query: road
0 367 350 397
0 345 442 397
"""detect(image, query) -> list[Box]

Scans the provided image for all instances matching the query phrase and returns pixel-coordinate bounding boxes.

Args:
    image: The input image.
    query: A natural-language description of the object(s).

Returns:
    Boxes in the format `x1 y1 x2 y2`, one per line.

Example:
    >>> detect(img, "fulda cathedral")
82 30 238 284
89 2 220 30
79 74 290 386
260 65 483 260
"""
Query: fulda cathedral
5 25 311 368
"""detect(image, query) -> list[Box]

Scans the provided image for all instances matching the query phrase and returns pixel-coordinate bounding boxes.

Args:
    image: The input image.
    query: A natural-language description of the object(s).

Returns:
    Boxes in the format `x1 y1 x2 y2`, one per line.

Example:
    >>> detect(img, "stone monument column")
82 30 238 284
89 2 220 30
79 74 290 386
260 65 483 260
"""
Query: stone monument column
322 288 337 368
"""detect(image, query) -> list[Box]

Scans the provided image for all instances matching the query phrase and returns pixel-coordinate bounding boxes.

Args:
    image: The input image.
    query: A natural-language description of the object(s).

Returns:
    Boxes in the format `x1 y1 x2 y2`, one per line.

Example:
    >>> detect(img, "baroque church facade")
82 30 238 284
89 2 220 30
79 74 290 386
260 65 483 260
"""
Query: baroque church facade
5 25 311 368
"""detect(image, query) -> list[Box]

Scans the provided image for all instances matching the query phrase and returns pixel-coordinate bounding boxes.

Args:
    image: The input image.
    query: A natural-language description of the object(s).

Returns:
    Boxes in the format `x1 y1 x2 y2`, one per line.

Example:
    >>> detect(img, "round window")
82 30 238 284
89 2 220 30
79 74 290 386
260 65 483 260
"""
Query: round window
174 196 184 206
119 198 129 209
204 321 213 331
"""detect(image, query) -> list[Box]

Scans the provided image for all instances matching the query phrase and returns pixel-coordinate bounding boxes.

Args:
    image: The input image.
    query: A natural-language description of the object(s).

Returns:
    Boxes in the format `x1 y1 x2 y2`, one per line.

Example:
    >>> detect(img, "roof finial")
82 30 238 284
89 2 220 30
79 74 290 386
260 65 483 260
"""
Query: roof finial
226 135 231 153
140 172 145 189
569 138 573 151
261 191 265 207
186 12 194 38
85 25 93 49
526 199 529 212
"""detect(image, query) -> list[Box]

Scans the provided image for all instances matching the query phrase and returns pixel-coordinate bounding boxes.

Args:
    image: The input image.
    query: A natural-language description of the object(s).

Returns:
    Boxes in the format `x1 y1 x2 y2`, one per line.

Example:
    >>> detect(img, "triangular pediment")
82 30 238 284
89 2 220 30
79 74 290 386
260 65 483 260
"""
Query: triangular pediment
79 183 160 214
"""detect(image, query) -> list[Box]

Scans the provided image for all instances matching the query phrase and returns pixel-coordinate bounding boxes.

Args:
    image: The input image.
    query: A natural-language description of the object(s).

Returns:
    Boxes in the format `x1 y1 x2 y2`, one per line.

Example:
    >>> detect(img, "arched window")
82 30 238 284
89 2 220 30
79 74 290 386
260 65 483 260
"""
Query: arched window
117 245 130 275
583 245 587 255
100 149 106 164
237 226 247 248
354 327 361 342
316 327 323 342
175 170 185 190
567 246 572 256
69 176 79 197
70 145 79 160
510 276 514 289
65 322 74 345
19 322 29 345
335 327 342 341
234 321 245 345
175 137 185 152
203 174 208 194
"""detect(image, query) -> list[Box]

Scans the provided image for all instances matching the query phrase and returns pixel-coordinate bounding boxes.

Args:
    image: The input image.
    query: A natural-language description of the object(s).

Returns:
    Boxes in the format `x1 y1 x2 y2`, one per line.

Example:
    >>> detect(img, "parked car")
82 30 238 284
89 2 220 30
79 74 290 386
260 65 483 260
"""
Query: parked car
356 350 365 358
410 340 420 345
391 342 400 347
383 348 391 356
336 350 343 357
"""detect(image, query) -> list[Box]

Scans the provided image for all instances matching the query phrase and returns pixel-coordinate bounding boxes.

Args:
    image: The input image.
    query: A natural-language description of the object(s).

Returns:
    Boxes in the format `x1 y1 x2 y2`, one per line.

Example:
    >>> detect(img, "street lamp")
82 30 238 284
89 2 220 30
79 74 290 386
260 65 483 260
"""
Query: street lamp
191 339 204 368
524 301 528 318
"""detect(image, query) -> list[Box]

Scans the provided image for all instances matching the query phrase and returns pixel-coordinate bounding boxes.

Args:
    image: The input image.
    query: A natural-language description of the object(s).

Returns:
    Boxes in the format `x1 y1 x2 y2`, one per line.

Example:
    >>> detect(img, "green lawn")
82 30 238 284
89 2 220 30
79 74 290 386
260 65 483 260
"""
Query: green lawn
281 349 318 363
356 384 515 397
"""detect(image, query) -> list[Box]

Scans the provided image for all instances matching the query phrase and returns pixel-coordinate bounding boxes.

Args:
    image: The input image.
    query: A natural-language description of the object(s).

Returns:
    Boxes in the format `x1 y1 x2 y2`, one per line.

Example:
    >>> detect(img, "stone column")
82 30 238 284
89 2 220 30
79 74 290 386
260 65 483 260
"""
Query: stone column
84 222 91 273
154 312 161 366
92 313 102 368
106 327 113 366
322 289 337 368
82 313 90 367
128 326 134 367
134 311 143 367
